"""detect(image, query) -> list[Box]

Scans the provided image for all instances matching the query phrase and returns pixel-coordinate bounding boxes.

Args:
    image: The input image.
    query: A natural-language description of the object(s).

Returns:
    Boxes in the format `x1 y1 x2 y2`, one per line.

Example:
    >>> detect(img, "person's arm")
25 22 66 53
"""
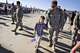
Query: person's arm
46 10 51 28
70 42 80 53
43 24 49 33
44 24 48 30
59 9 65 28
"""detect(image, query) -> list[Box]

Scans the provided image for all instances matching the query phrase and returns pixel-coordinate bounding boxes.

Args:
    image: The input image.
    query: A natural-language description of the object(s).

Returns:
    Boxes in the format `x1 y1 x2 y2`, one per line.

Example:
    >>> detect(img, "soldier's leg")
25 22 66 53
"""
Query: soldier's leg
37 36 42 49
14 22 19 32
52 30 59 47
49 27 54 47
52 30 59 52
19 21 23 30
11 22 19 35
72 30 77 47
11 16 15 24
53 30 59 44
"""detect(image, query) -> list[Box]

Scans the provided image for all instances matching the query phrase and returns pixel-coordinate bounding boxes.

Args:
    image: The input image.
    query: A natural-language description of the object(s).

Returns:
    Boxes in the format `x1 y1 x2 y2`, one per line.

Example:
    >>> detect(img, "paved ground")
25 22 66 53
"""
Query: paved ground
0 13 78 53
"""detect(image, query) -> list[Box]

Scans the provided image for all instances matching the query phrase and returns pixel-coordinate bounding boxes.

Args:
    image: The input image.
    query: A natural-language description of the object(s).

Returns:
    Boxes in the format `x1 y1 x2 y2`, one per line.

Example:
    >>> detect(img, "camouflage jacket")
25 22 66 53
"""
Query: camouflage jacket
46 8 64 30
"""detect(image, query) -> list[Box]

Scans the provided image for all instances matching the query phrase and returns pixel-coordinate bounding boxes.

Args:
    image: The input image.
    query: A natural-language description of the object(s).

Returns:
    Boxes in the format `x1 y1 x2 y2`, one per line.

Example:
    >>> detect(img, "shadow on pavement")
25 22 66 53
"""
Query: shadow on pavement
61 31 71 35
42 37 49 42
55 49 67 53
0 17 11 21
1 15 11 18
40 46 53 53
23 25 34 31
0 45 14 53
56 42 71 53
35 49 44 53
0 22 9 27
23 14 31 18
59 31 71 40
11 28 73 53
59 33 71 40
23 29 34 35
35 46 66 53
15 31 49 42
15 32 34 38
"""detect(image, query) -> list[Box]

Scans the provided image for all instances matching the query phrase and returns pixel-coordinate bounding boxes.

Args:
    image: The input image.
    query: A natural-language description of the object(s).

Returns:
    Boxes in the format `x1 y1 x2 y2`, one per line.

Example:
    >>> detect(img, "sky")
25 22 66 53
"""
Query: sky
0 0 80 11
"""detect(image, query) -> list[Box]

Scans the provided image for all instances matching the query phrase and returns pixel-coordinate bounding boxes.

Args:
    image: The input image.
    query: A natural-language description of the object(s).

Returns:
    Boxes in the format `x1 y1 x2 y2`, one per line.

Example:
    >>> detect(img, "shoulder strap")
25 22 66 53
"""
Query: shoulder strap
58 8 63 20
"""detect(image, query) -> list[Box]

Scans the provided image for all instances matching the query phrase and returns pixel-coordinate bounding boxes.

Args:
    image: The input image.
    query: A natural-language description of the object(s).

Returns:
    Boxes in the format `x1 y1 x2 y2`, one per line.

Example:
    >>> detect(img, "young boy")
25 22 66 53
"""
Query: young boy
34 16 48 49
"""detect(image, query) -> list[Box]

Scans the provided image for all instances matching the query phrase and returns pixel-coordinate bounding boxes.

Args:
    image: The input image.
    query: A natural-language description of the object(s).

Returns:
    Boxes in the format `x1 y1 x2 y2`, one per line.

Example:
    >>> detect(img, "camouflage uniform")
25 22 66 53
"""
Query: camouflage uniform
11 5 16 23
46 8 64 48
15 6 23 30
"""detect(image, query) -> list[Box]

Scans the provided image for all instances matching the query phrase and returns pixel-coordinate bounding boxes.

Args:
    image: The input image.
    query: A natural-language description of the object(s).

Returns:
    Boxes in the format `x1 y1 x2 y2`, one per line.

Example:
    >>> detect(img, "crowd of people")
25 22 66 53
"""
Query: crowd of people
0 0 80 53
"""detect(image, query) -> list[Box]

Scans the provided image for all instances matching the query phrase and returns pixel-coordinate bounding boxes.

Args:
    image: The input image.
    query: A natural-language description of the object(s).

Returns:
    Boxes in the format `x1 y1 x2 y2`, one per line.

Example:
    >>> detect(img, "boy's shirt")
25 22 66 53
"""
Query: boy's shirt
35 22 47 36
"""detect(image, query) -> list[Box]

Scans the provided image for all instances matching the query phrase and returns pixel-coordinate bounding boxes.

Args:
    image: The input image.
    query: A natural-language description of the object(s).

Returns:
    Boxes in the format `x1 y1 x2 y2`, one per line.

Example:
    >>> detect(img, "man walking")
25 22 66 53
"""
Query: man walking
46 1 64 52
11 3 16 24
12 1 23 35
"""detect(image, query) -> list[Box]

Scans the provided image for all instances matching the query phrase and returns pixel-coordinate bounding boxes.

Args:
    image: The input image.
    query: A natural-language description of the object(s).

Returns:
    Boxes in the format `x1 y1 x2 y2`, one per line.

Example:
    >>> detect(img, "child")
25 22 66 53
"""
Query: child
34 16 48 49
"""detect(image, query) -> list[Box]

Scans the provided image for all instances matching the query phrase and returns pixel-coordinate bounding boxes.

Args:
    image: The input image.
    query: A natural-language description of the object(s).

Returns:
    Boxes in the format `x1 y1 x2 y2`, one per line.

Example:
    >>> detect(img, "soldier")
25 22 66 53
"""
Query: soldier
63 9 67 24
46 1 64 52
12 1 23 35
4 5 7 15
11 3 16 24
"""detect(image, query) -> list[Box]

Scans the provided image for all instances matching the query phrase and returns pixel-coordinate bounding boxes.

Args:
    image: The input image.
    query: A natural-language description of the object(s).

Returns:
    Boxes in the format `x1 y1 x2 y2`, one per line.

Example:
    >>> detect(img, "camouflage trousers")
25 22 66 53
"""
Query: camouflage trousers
11 14 17 23
15 20 23 30
49 27 60 48
71 28 77 46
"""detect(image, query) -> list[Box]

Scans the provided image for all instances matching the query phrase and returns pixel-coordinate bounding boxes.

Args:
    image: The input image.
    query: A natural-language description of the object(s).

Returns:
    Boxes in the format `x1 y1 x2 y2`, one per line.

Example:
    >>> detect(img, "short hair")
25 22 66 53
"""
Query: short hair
40 16 45 20
17 1 20 5
52 1 58 5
